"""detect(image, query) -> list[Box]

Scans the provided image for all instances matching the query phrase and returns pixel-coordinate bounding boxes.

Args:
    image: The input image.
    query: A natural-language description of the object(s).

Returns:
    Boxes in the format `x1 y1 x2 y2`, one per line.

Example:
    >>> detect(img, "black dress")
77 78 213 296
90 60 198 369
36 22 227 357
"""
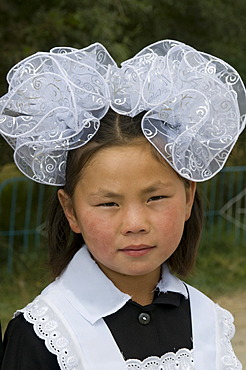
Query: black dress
1 290 192 369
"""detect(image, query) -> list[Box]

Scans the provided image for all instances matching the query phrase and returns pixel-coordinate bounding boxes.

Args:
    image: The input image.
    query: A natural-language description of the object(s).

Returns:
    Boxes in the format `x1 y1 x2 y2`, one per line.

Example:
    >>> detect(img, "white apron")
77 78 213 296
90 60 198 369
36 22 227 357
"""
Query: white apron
17 247 241 370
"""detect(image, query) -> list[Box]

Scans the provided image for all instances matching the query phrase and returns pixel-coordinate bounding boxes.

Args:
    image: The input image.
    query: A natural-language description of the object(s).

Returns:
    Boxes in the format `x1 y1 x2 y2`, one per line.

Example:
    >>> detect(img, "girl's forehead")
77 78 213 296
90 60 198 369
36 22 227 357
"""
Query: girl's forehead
78 141 179 184
84 140 164 168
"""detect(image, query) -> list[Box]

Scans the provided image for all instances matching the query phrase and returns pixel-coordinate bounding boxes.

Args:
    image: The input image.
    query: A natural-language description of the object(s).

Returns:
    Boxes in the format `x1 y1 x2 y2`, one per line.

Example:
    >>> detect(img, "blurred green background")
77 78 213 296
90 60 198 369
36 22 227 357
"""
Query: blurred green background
0 0 245 339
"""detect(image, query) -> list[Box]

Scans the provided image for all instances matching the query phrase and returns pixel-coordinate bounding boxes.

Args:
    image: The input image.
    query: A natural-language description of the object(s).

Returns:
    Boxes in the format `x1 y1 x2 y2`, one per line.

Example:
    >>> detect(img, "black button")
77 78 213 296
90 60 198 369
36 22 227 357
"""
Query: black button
138 312 151 325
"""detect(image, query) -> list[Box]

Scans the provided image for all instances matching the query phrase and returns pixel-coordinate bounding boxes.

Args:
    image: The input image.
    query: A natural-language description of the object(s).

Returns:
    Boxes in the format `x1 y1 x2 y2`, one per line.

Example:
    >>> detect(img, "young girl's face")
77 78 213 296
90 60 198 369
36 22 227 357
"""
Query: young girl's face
59 141 196 284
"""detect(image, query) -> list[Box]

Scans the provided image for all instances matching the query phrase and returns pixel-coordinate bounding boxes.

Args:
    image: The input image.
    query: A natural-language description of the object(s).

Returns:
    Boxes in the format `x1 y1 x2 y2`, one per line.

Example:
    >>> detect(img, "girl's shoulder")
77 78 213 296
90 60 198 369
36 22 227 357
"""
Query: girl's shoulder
185 283 241 369
1 313 59 370
185 283 235 328
185 283 236 342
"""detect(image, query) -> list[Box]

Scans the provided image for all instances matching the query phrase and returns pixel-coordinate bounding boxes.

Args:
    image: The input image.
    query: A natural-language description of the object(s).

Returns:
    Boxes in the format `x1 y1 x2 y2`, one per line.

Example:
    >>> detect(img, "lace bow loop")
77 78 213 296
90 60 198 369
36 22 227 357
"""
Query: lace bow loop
0 43 114 185
140 41 245 181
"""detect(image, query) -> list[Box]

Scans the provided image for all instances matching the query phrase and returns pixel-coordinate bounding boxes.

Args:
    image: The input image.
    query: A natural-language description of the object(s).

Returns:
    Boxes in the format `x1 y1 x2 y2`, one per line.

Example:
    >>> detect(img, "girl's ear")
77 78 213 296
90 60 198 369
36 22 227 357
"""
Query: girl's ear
57 189 81 233
185 181 196 221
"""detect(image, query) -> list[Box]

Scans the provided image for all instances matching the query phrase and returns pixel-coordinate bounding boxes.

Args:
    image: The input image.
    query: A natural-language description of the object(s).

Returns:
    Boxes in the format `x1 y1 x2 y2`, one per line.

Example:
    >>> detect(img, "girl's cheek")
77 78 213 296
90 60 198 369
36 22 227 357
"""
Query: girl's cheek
80 213 114 243
157 206 186 234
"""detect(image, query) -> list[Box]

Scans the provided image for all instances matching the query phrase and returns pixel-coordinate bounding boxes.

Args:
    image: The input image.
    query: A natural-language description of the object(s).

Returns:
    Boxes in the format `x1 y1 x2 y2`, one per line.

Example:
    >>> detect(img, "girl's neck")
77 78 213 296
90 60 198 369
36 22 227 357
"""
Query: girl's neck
97 263 162 306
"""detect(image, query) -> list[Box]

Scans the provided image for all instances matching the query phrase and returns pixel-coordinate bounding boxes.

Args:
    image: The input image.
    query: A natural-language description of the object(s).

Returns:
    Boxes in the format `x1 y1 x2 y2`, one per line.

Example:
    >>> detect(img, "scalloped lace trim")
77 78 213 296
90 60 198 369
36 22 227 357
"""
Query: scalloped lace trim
126 349 194 369
19 296 82 370
18 297 242 370
216 305 242 369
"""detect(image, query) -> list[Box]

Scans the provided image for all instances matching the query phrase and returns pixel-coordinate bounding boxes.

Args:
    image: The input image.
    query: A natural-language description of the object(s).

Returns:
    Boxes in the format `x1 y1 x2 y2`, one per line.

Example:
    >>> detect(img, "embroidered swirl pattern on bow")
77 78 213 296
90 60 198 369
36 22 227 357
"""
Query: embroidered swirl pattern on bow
0 40 245 185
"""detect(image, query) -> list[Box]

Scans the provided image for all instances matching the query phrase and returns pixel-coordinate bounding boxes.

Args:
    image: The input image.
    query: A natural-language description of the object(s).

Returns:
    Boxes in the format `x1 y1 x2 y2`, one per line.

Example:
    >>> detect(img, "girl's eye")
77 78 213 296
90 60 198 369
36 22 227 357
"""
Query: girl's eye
148 195 167 202
97 202 118 207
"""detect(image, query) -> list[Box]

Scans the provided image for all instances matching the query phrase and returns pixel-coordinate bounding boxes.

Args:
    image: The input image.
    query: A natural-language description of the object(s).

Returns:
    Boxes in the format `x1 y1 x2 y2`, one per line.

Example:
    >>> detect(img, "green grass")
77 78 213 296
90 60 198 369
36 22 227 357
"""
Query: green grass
1 227 245 333
0 244 51 332
187 229 246 297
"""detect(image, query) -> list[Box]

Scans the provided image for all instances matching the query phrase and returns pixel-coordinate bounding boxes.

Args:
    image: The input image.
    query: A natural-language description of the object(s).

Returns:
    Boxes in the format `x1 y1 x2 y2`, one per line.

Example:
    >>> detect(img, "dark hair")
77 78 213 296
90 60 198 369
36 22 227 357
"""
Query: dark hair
47 109 203 277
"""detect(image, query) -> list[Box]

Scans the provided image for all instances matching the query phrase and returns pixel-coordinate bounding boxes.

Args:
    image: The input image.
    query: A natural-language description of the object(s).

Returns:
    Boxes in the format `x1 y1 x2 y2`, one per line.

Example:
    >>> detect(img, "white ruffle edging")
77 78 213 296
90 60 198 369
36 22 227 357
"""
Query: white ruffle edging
17 296 82 370
216 305 242 369
126 349 194 369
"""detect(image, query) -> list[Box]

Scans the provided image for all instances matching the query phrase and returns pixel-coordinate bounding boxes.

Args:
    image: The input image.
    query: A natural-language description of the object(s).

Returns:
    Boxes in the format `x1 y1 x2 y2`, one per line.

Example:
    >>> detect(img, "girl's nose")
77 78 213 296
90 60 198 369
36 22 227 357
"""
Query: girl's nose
121 206 150 235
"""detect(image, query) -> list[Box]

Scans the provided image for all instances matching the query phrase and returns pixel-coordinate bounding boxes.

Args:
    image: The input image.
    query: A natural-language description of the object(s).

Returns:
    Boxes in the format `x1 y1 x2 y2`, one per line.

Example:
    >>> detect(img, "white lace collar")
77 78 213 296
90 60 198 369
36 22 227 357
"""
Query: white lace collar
50 246 188 324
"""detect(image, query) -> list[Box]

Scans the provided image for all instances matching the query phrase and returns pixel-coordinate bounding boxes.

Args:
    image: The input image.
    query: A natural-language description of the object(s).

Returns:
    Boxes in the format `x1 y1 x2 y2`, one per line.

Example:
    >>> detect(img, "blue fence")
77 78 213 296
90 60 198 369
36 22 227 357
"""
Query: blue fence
200 166 246 243
0 177 52 272
0 166 246 272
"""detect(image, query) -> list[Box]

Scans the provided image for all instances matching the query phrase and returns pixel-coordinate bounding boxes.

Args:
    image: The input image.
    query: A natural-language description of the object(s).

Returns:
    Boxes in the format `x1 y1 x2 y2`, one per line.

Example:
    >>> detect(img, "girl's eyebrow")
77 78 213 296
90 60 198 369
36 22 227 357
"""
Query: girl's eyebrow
88 190 123 199
141 181 173 194
88 181 173 198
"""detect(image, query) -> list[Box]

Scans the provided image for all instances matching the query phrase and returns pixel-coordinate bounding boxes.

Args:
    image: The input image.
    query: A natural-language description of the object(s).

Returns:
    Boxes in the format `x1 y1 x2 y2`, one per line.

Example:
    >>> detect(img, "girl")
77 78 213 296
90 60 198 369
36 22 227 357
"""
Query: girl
0 40 245 369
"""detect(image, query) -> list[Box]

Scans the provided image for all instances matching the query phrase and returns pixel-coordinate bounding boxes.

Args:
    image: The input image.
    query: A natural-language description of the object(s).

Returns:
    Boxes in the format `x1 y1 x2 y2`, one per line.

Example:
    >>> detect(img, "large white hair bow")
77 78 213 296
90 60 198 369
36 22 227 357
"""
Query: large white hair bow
0 40 245 185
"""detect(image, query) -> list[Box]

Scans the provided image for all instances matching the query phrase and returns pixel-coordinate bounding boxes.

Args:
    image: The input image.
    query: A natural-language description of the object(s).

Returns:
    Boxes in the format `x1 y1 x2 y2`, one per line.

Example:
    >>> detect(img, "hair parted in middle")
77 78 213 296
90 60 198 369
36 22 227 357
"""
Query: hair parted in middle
47 109 203 278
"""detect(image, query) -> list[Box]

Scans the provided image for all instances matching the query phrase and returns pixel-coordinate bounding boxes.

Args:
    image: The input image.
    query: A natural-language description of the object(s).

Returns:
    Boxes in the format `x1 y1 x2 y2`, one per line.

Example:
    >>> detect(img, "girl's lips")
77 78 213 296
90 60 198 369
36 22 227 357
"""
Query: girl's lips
119 245 155 257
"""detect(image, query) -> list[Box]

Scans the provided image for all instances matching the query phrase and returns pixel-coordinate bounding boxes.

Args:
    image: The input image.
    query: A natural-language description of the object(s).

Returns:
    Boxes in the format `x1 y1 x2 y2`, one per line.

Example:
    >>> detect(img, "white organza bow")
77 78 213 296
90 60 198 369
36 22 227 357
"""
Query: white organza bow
0 40 245 185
